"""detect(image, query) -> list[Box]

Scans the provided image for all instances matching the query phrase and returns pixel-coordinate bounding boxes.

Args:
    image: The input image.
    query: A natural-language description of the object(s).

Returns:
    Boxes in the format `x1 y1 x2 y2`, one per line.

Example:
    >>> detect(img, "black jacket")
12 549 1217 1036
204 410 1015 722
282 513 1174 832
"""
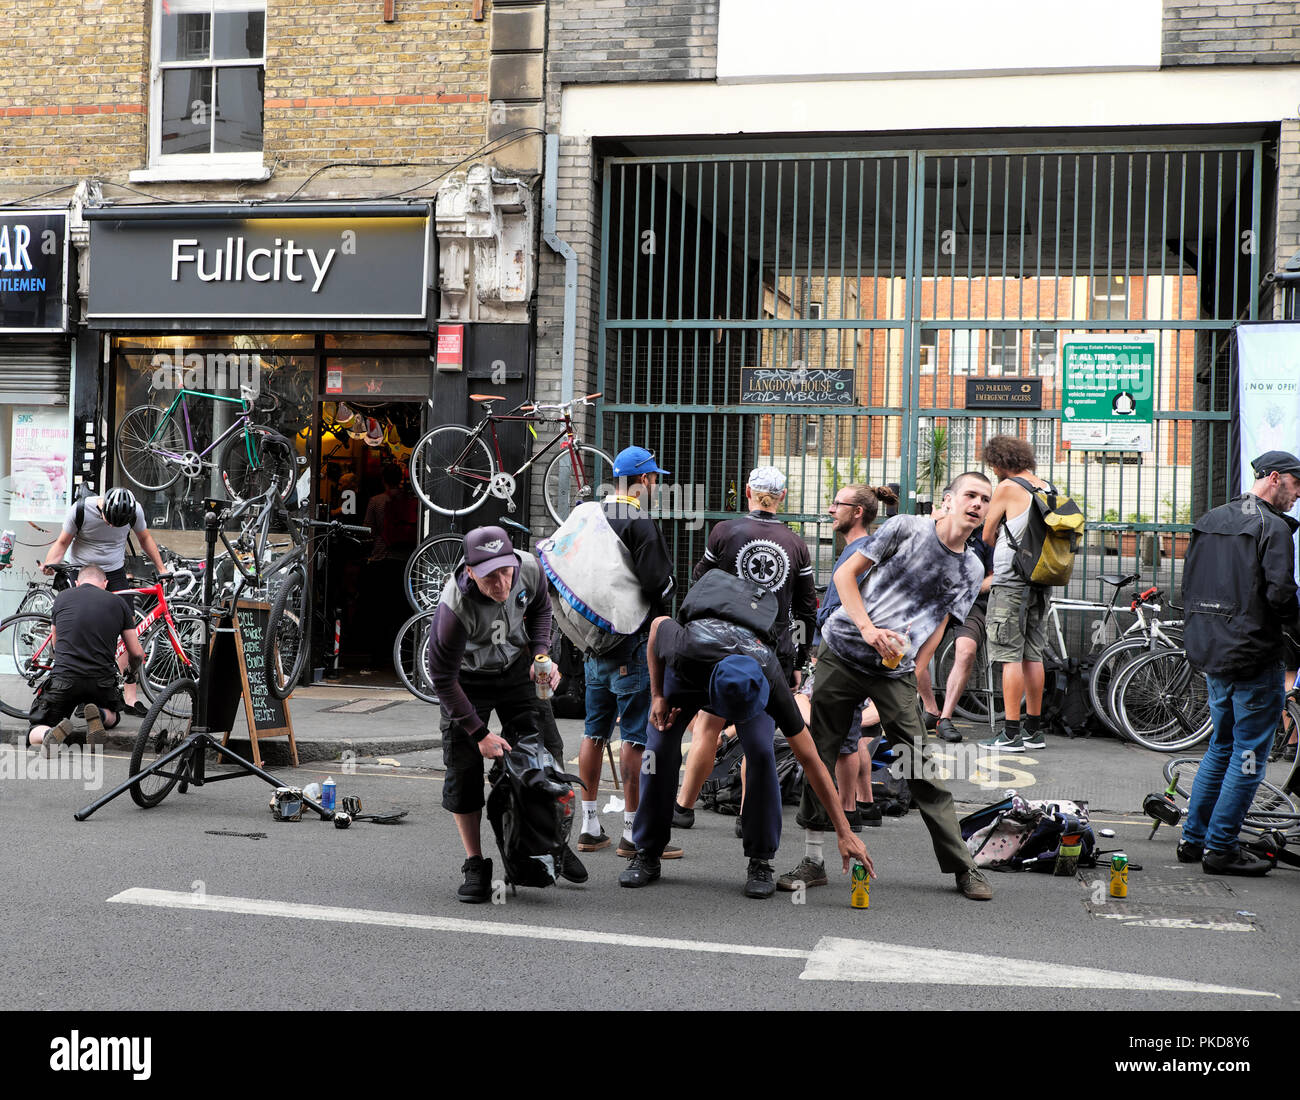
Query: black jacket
600 498 676 664
1181 494 1300 677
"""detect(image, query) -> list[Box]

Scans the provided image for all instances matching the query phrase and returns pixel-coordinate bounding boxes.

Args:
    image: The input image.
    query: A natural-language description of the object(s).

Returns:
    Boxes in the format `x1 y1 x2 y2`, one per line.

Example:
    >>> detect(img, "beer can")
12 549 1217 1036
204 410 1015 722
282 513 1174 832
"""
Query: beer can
1109 853 1129 898
0 530 14 568
850 859 869 909
534 654 555 700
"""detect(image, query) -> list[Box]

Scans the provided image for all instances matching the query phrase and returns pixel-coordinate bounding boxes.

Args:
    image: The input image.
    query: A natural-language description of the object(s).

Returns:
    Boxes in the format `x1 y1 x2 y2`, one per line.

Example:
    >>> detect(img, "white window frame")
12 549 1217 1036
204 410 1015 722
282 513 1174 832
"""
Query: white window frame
918 328 938 375
1031 330 1057 376
988 329 1020 377
131 0 268 183
950 328 975 375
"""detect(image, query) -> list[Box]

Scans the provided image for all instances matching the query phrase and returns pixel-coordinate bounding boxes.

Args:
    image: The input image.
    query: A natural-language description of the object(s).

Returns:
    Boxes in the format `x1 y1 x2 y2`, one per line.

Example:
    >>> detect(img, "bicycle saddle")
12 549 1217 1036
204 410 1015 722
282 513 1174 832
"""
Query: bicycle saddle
469 393 506 402
1098 572 1141 587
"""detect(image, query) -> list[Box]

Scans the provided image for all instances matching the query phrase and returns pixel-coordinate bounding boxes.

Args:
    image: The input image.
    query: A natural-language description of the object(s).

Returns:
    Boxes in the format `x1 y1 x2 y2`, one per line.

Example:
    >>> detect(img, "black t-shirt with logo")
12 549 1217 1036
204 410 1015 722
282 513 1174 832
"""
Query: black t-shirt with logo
50 585 134 680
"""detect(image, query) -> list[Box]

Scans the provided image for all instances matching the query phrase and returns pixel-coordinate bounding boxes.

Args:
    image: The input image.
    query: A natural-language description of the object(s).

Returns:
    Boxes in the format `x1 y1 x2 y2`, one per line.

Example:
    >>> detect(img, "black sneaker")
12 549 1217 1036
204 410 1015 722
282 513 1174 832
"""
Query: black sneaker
457 856 493 903
743 858 776 899
1203 846 1272 877
734 816 744 838
558 844 588 884
846 809 863 834
858 803 883 828
777 856 828 890
618 851 661 888
672 803 695 829
1176 840 1204 864
923 710 939 731
1021 724 1046 750
936 718 962 743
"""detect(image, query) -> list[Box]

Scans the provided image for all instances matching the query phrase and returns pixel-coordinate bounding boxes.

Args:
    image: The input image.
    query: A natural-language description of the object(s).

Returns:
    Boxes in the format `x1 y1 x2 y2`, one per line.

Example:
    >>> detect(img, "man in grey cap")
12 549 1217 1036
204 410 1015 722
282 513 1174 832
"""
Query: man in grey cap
426 525 586 901
1177 450 1300 876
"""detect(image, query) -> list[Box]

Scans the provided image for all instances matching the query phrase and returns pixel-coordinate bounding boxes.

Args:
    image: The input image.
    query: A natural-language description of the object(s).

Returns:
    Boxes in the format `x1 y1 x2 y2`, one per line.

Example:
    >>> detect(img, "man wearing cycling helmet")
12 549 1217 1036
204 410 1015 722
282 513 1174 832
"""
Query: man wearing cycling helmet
42 487 169 715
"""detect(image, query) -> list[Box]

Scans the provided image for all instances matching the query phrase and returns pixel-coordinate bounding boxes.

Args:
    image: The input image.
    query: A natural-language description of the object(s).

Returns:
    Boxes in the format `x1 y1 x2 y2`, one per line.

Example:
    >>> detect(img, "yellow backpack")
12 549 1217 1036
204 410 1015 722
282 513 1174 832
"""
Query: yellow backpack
1003 477 1086 587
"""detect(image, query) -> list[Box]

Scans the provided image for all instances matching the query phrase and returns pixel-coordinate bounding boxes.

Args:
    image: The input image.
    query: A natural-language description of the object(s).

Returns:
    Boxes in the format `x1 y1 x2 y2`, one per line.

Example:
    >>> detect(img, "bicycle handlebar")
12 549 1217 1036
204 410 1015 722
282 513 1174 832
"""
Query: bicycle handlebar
302 519 371 536
518 391 602 415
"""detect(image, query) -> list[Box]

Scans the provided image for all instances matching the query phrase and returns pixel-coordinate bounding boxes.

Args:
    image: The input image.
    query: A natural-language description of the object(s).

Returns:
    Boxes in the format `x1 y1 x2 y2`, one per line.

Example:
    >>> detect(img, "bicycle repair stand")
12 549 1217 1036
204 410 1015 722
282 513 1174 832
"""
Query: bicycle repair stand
75 505 329 822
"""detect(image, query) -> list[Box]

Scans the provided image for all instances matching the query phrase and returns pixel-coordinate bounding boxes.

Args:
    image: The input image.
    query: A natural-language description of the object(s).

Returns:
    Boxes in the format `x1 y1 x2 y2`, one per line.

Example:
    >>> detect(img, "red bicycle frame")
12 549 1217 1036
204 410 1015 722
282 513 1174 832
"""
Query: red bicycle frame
28 580 195 673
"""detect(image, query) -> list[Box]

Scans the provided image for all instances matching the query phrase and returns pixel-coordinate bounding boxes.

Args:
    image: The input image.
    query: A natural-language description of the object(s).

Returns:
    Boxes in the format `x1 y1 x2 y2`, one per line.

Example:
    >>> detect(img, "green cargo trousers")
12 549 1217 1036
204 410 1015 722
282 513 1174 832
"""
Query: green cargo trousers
798 645 976 874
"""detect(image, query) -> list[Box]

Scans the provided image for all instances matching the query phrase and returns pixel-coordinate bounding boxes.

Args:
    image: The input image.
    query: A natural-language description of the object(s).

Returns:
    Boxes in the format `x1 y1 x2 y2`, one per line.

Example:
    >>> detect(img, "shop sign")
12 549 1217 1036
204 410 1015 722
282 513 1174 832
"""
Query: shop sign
0 212 69 333
740 366 855 405
1061 336 1155 451
87 214 429 321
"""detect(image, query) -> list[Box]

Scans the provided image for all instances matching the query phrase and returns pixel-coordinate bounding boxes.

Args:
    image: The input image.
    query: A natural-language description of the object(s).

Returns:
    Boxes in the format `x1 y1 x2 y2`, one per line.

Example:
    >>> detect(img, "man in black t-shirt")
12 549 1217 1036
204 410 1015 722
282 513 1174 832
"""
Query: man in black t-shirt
29 564 145 756
619 614 871 898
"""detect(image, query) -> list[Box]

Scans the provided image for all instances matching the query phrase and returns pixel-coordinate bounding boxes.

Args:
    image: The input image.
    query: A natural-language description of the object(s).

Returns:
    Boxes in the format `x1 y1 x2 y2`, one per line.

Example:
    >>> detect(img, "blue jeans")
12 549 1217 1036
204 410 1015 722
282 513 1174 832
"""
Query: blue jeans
583 638 650 748
1182 663 1284 853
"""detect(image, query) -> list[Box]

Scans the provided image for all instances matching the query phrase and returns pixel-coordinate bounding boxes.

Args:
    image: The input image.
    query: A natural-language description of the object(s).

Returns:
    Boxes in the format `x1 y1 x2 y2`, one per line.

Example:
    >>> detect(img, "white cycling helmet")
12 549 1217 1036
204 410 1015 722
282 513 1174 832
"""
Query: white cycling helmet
102 487 138 528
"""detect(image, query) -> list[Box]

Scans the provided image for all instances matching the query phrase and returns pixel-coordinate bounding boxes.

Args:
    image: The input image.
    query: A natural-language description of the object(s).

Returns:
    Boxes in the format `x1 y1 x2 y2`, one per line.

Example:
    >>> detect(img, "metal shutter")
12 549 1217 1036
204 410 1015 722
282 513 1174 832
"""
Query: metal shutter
0 346 71 404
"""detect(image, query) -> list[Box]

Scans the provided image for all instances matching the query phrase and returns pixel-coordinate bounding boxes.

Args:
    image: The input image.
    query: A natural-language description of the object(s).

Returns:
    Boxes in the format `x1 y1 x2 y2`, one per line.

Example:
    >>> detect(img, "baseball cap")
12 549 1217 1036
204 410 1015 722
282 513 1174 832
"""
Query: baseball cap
1251 451 1300 480
706 655 770 724
463 526 516 575
747 466 787 495
612 445 670 478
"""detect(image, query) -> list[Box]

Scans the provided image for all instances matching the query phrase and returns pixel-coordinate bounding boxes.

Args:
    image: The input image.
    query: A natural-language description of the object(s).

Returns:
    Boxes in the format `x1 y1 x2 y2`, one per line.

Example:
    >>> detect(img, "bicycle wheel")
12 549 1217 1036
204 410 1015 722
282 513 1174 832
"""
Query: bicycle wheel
404 535 464 613
128 678 196 808
16 586 54 618
1160 756 1299 826
410 426 494 515
393 610 438 704
0 612 54 721
543 445 614 525
933 634 1002 722
116 405 183 491
1090 637 1164 737
265 564 310 698
1112 648 1212 752
220 426 296 505
1268 693 1300 797
141 607 204 707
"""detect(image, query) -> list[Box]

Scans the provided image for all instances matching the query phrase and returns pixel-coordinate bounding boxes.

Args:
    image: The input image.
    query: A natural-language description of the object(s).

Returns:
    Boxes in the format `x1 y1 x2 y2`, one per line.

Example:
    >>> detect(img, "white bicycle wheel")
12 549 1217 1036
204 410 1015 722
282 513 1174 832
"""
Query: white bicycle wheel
410 426 495 516
1111 648 1212 752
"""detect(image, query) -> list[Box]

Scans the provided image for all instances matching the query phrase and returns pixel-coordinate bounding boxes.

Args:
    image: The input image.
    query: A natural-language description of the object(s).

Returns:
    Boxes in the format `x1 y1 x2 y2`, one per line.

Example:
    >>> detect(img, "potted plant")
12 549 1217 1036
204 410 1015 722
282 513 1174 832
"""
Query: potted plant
1100 508 1121 555
1160 497 1193 559
914 424 949 515
1124 512 1157 564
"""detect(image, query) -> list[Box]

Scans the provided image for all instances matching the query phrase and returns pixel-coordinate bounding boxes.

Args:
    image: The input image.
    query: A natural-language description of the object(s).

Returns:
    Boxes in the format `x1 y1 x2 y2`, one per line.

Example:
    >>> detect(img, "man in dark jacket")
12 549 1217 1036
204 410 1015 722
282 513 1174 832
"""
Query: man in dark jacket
1178 451 1300 876
427 526 586 901
575 446 681 861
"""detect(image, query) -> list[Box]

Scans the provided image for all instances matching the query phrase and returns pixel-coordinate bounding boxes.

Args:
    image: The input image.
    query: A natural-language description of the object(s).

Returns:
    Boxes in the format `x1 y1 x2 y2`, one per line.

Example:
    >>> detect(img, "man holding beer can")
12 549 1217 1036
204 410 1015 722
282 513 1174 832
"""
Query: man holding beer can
426 525 585 903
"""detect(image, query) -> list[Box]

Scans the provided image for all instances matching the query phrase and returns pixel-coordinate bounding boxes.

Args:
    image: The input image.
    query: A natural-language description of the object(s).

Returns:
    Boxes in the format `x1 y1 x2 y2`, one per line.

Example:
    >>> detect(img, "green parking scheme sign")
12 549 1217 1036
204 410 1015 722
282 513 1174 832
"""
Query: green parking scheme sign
1060 336 1155 451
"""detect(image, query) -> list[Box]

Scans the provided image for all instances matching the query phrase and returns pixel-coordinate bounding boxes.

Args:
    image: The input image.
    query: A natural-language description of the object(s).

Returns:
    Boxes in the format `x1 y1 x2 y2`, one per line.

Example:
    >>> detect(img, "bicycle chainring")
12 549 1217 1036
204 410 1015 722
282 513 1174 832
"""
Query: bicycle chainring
488 471 517 507
180 451 204 478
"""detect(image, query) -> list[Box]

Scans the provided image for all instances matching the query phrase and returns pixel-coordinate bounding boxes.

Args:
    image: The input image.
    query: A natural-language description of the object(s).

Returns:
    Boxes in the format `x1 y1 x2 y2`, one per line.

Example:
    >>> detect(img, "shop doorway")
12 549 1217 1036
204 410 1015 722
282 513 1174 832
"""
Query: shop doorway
315 399 423 685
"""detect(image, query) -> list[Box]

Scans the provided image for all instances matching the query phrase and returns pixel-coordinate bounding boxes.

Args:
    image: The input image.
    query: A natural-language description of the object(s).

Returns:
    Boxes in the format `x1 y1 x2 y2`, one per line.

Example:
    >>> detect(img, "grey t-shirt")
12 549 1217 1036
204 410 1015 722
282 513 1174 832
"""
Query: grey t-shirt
821 514 984 677
62 497 147 571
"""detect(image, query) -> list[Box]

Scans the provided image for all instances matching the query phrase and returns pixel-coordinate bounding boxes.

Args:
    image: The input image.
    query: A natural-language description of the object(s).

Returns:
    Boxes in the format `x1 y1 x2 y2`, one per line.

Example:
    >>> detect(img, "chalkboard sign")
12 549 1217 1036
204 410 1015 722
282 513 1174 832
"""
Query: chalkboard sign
208 602 297 767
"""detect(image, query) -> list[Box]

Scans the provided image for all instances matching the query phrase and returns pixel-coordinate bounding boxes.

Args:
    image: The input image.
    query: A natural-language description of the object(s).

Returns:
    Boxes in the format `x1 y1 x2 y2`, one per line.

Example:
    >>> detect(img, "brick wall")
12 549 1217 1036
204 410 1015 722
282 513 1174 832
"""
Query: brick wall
548 0 718 85
0 1 496 200
1164 1 1300 65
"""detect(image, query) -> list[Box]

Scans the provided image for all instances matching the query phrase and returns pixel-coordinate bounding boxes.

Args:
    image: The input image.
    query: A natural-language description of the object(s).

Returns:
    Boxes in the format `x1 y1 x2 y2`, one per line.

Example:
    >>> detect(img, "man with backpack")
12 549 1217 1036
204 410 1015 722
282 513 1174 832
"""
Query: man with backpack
426 525 587 902
619 590 872 898
979 435 1059 753
573 446 681 861
780 471 995 900
1177 451 1300 876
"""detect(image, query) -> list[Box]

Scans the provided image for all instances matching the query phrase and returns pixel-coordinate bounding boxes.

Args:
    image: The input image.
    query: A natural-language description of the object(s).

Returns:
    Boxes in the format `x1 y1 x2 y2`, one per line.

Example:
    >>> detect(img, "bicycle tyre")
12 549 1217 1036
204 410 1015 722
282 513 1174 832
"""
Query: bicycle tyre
1269 694 1300 797
933 634 1002 722
1112 648 1212 752
1090 636 1170 737
128 678 197 809
116 405 184 492
0 612 54 721
140 606 204 707
404 534 464 614
543 444 614 526
16 586 54 618
410 426 495 516
1159 755 1299 827
393 610 439 704
220 426 296 505
265 564 310 699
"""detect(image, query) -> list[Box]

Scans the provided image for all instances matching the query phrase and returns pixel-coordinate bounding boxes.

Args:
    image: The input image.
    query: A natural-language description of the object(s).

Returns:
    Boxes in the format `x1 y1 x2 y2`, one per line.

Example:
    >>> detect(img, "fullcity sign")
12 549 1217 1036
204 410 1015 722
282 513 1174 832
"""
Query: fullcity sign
87 213 429 322
0 211 69 333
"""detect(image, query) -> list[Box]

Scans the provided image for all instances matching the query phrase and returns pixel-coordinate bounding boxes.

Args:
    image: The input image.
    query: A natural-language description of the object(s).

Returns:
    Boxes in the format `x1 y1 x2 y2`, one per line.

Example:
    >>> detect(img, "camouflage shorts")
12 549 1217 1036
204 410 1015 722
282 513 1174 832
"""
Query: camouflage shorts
986 583 1048 664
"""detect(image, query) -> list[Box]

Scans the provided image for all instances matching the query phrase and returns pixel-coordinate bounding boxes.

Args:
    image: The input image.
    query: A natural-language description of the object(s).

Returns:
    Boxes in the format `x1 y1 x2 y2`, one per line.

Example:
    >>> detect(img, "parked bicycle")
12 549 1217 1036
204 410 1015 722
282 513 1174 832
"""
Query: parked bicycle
116 384 296 505
408 392 612 525
1145 755 1299 841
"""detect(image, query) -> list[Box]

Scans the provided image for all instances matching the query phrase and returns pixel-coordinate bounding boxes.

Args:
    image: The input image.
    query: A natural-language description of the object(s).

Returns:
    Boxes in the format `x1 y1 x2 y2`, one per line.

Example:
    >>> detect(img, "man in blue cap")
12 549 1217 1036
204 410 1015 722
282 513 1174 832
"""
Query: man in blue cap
575 445 683 862
620 613 871 897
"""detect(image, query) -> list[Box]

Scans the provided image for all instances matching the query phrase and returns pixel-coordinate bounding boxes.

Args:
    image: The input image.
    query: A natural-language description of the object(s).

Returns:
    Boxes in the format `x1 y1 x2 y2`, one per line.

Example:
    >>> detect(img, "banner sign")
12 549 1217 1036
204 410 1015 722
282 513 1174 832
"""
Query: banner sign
740 366 855 405
1236 323 1300 495
9 406 72 521
0 212 69 333
88 214 429 321
1060 336 1155 451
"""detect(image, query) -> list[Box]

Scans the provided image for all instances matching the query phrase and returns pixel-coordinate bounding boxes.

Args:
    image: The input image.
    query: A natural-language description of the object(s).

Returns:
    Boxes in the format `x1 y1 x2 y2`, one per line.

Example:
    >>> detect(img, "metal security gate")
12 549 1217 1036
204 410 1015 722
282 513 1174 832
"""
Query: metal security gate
597 144 1263 607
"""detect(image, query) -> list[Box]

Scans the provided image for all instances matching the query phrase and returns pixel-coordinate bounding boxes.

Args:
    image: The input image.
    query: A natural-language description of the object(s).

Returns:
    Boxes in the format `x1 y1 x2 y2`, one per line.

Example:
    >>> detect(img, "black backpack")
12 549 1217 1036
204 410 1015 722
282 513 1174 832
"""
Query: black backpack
678 571 779 645
699 734 746 815
485 735 584 889
1042 651 1110 739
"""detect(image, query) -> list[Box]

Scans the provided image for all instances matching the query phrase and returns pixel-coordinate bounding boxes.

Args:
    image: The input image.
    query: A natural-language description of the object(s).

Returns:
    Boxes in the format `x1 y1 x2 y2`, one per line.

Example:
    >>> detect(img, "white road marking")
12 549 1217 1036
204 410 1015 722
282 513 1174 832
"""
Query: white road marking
108 888 1277 997
799 936 1276 997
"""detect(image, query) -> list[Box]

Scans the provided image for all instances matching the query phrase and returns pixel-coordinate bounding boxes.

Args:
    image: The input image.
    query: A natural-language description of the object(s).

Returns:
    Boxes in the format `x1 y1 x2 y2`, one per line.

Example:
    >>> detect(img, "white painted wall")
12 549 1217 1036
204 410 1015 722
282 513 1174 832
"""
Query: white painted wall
718 0 1163 82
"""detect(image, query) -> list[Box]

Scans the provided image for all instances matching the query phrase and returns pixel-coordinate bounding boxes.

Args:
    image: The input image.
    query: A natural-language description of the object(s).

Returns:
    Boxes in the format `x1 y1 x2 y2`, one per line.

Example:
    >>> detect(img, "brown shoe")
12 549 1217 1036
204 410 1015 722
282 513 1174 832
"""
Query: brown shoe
956 868 993 900
40 718 73 758
577 828 611 852
83 704 107 745
617 836 682 859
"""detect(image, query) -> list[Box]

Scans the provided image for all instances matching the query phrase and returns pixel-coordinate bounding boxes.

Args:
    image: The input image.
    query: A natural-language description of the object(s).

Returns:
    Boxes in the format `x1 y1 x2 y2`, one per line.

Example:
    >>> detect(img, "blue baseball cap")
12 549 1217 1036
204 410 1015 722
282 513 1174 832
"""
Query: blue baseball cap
612 446 670 478
707 655 770 724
